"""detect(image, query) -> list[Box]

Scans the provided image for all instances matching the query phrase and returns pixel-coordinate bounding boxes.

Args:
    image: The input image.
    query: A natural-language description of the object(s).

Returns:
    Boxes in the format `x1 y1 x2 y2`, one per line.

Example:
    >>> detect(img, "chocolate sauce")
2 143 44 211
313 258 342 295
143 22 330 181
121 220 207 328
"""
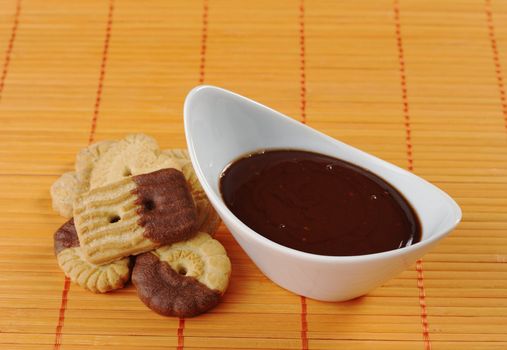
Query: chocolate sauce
220 150 421 256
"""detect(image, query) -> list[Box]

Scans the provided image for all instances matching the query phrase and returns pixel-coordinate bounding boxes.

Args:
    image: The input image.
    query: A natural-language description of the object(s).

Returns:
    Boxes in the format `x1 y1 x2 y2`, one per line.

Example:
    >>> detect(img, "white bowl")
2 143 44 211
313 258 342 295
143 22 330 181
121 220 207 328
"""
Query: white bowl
184 85 462 302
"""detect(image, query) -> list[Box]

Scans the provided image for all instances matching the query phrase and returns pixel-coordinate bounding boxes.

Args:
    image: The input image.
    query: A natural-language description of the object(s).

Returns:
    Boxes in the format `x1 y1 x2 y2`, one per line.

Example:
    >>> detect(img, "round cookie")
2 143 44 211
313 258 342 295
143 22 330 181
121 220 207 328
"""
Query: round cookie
163 149 221 235
50 140 115 218
132 232 231 317
161 148 190 167
50 172 82 218
75 140 116 189
54 219 131 293
90 134 180 189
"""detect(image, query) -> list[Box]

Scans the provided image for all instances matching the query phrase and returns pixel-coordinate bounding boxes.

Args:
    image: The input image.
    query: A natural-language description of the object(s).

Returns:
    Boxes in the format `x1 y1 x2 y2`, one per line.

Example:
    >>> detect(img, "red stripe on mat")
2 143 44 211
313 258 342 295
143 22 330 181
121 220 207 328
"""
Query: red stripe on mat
177 1 210 348
299 0 307 125
53 1 115 349
298 1 309 349
177 317 185 350
485 0 507 130
300 295 309 350
198 0 209 84
89 0 115 145
0 0 21 102
53 277 71 349
393 1 431 349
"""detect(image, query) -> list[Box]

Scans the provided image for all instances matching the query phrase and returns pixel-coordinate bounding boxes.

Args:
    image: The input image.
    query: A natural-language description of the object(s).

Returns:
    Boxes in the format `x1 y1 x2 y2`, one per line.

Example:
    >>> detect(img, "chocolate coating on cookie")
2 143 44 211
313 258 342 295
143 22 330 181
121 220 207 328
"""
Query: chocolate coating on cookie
132 168 198 245
132 252 221 317
54 219 80 255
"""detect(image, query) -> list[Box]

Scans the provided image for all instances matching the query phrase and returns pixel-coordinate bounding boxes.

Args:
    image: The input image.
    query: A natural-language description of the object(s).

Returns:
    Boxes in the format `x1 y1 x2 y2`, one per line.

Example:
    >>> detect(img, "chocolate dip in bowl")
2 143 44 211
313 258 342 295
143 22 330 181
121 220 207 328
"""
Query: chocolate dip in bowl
184 85 461 302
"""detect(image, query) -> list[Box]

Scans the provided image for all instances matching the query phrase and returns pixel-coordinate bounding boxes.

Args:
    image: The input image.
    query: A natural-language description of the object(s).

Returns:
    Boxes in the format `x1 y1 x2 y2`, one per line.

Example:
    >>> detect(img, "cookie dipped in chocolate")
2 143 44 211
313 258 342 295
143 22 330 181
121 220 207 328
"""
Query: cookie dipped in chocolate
53 218 132 293
132 232 231 317
54 219 80 255
133 168 198 244
220 150 421 256
132 252 221 317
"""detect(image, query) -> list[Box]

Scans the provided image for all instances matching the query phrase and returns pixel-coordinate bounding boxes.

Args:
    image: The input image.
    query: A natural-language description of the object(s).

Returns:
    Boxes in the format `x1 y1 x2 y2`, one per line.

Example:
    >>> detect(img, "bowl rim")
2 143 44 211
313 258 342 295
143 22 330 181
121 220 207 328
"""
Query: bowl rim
184 84 463 263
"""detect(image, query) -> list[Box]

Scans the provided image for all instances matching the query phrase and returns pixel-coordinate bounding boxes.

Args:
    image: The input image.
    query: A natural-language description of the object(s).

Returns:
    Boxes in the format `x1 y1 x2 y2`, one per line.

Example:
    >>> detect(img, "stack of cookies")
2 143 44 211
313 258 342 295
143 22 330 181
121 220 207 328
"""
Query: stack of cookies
51 134 231 317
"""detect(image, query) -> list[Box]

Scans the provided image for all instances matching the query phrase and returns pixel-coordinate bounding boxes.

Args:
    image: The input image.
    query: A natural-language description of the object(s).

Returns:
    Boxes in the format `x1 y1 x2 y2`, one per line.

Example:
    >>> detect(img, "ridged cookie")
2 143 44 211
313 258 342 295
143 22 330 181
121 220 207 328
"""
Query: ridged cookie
51 136 184 219
74 168 198 265
54 219 131 293
90 134 180 189
132 232 231 317
50 141 115 218
163 149 221 235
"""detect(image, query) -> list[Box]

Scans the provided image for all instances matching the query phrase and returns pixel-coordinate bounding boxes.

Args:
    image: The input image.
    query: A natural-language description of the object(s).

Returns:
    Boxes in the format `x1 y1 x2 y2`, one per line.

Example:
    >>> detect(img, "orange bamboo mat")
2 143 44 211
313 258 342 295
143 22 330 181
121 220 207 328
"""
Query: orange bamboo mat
0 0 506 349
